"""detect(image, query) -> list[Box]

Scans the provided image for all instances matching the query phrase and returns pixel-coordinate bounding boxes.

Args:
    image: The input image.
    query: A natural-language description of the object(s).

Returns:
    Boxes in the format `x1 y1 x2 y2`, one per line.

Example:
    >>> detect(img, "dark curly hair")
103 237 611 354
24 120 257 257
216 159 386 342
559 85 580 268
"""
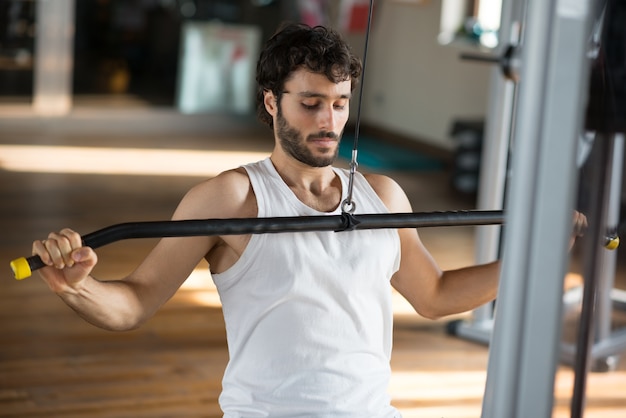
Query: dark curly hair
256 22 362 128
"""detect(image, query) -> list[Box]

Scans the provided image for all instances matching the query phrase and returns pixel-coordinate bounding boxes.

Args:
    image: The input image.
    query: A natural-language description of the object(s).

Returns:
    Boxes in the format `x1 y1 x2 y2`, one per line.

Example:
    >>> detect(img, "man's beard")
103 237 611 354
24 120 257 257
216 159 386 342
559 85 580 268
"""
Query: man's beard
276 106 341 168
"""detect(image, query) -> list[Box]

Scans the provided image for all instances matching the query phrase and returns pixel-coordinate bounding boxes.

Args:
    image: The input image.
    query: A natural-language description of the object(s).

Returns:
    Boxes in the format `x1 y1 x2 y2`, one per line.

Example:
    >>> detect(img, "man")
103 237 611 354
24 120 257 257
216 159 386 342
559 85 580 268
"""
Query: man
32 23 584 417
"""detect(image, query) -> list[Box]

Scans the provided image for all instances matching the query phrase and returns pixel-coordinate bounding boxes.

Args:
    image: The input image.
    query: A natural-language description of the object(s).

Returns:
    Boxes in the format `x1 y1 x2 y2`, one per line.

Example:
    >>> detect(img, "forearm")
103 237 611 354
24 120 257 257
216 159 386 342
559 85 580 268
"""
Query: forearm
434 261 500 318
56 276 148 331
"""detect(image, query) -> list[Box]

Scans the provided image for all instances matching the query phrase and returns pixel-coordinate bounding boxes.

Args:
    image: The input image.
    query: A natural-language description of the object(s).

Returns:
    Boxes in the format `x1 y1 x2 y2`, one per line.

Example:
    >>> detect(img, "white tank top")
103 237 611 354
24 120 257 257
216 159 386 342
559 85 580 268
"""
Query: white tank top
213 158 401 417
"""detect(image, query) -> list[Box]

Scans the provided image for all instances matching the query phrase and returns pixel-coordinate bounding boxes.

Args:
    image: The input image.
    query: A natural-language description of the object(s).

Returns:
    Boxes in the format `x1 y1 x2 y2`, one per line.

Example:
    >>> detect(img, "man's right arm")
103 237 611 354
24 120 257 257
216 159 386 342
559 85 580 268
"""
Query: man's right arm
32 168 254 331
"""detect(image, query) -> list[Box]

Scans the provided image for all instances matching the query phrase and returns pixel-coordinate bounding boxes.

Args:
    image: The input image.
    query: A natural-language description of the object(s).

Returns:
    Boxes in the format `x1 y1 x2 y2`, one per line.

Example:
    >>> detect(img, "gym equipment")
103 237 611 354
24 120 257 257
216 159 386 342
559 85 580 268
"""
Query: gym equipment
477 0 598 417
473 1 626 418
11 210 504 280
11 208 619 281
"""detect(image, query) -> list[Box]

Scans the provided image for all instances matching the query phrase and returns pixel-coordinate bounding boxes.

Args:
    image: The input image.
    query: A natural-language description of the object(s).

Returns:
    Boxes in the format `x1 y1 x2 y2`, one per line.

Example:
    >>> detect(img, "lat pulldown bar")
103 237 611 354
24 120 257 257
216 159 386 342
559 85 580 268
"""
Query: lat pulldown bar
11 210 502 280
9 209 620 280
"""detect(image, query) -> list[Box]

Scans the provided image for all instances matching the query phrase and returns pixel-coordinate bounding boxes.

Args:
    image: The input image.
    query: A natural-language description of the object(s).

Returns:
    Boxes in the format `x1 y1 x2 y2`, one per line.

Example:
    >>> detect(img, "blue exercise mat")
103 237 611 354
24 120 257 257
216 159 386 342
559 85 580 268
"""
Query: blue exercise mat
338 134 443 171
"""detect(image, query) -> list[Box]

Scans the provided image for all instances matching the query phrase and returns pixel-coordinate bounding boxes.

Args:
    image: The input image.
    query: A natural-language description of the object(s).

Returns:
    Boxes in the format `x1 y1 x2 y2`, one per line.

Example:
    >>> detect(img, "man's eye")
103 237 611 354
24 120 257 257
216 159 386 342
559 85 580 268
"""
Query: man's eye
302 103 319 110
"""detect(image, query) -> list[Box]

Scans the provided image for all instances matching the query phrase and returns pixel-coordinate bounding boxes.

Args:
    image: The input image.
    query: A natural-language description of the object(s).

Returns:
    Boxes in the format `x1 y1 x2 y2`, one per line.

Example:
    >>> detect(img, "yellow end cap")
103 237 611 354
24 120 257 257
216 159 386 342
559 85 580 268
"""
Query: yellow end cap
10 257 32 280
605 236 620 251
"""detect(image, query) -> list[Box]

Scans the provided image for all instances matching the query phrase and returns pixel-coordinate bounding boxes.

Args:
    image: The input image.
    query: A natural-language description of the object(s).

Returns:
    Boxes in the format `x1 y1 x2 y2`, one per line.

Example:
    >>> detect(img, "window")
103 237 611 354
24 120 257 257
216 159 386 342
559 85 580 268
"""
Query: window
439 0 502 48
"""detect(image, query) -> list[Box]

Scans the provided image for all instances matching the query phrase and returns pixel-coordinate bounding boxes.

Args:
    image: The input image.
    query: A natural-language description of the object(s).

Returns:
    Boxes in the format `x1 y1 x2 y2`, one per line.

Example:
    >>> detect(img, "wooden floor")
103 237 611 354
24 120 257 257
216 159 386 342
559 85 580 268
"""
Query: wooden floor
1 110 625 417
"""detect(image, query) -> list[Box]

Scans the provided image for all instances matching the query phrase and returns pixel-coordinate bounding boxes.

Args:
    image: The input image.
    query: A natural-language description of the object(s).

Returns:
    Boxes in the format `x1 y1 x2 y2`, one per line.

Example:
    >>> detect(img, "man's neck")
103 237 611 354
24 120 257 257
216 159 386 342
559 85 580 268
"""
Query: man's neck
269 153 342 212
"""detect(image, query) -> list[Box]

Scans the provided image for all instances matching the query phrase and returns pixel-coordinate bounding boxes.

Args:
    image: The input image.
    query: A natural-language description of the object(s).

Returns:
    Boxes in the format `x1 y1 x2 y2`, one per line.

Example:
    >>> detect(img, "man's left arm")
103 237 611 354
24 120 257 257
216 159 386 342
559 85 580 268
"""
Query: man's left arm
368 173 585 320
365 173 499 318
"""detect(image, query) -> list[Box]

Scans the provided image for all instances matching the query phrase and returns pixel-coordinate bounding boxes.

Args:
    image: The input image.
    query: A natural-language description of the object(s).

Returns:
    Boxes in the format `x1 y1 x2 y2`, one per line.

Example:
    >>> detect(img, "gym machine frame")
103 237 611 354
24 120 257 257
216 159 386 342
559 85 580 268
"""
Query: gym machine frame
453 0 626 373
452 0 625 417
481 0 595 417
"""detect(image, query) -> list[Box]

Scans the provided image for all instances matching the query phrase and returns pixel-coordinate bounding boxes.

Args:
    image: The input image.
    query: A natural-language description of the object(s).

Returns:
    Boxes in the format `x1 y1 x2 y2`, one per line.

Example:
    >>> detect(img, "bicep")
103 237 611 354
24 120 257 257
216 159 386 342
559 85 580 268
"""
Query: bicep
127 234 212 316
124 171 252 315
390 227 443 318
365 174 444 317
123 190 217 316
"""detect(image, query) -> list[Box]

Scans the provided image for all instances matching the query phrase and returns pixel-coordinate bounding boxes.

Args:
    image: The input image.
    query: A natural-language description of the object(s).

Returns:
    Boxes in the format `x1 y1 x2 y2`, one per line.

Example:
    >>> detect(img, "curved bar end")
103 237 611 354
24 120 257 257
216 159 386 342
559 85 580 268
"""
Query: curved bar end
605 236 620 251
10 257 32 280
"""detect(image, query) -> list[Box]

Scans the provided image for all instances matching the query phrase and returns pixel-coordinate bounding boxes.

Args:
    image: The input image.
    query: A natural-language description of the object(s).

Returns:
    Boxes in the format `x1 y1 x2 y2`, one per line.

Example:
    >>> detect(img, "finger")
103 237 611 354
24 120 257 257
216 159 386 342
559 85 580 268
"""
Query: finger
43 236 66 269
579 213 588 232
70 246 98 270
32 239 54 267
58 229 83 267
59 228 82 245
572 211 588 237
45 232 75 269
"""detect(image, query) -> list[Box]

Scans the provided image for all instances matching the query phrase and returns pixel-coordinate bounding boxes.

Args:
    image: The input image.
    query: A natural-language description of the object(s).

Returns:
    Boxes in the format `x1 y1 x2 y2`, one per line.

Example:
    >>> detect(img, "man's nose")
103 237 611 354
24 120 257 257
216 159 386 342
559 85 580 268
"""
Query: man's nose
318 105 336 132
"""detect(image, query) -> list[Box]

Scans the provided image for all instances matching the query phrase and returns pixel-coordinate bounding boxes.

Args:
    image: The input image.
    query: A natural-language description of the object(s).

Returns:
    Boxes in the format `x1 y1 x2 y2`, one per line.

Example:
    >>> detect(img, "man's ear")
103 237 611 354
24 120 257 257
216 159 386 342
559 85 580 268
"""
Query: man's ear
263 90 278 117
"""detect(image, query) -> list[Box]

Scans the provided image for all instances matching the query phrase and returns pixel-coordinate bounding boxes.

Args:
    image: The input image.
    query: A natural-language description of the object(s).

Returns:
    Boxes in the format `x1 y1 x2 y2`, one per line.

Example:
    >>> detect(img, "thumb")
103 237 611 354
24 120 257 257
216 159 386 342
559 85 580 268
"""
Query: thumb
71 247 98 268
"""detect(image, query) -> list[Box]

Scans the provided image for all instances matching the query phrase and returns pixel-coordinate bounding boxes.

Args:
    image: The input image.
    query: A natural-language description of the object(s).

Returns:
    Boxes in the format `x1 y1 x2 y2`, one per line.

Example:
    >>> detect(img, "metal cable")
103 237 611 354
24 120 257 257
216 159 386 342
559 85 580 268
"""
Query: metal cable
341 0 375 214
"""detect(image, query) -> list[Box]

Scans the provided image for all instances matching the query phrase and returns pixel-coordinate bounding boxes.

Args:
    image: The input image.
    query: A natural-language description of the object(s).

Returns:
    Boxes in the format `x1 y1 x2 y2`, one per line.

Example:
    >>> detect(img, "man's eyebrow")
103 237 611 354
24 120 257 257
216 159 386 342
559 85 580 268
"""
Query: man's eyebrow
295 91 352 99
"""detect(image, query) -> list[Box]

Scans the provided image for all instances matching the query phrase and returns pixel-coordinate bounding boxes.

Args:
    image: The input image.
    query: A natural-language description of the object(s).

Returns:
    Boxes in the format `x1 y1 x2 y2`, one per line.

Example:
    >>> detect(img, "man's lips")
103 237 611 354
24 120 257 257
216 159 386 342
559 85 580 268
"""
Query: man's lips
309 137 337 146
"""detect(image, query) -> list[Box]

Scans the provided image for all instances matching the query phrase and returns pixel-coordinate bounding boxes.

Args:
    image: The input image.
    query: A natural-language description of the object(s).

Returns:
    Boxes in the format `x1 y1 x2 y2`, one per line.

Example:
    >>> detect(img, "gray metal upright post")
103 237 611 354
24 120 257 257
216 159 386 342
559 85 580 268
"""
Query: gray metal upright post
481 0 595 417
596 134 624 348
455 0 520 343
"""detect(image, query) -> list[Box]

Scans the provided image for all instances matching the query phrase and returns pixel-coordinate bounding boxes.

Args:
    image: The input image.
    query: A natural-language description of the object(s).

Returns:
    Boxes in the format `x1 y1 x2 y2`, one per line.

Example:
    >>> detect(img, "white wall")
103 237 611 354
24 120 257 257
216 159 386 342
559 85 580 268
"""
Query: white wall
353 1 492 150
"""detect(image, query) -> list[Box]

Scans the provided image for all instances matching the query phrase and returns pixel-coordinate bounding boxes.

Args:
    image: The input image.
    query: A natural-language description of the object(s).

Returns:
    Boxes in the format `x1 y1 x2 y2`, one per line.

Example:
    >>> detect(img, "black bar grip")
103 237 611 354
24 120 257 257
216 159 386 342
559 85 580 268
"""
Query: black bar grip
11 210 505 280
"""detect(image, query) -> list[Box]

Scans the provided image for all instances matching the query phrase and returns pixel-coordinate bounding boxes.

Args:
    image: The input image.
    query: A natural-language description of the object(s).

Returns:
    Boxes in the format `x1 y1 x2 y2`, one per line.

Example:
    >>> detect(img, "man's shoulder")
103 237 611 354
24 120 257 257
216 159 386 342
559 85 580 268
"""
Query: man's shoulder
188 167 250 194
361 172 410 212
362 172 399 192
178 167 256 218
214 166 251 187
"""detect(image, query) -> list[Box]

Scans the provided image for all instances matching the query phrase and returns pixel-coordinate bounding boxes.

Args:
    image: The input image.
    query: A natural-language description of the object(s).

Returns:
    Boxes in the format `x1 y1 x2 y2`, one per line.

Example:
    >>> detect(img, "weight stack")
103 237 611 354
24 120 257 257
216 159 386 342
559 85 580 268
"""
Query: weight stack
450 119 484 199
